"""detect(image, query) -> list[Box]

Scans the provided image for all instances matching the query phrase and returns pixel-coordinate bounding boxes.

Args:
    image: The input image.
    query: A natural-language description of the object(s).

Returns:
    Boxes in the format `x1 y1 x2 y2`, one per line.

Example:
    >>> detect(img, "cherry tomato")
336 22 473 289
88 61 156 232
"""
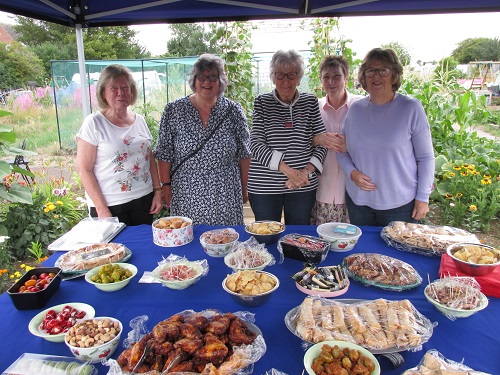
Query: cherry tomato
48 273 56 278
39 273 48 279
43 284 49 290
30 275 37 281
24 279 37 287
29 286 40 292
18 286 26 293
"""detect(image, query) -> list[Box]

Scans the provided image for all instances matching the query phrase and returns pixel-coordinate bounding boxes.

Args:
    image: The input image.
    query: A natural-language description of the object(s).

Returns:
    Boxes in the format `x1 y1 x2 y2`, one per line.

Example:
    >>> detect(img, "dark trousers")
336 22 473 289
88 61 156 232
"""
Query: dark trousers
345 193 418 227
90 192 154 226
248 190 316 225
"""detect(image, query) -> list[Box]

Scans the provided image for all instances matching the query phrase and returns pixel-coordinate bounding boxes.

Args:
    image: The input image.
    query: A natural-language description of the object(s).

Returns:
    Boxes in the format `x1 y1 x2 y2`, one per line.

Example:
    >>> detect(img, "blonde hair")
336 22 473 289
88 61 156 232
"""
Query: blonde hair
96 64 138 109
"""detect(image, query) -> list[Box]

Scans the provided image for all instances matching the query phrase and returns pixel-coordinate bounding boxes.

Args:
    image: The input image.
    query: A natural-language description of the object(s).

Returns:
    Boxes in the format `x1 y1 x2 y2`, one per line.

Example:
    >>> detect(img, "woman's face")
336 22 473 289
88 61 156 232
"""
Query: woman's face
273 65 300 103
364 60 394 97
321 66 347 99
103 75 132 110
194 68 220 100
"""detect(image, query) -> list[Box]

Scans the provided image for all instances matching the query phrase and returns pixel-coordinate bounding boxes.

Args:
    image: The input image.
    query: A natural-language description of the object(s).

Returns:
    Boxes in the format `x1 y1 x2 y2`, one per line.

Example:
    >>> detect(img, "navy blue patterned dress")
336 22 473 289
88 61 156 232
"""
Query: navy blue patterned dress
153 96 251 225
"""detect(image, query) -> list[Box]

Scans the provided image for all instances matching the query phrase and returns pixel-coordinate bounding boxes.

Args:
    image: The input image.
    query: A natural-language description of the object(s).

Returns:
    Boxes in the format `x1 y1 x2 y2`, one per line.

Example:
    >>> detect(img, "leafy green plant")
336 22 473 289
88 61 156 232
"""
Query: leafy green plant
211 21 255 124
27 241 46 263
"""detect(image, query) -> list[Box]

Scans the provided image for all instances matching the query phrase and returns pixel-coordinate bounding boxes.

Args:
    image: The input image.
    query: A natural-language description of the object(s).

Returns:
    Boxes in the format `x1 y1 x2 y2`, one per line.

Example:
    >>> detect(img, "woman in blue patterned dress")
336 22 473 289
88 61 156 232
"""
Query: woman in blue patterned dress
153 54 251 225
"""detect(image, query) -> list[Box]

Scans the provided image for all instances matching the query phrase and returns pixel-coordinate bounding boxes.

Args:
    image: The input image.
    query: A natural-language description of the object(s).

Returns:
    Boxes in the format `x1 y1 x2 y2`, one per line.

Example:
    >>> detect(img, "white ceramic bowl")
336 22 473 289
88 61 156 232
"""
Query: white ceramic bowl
28 302 96 343
424 284 489 318
224 248 273 272
446 242 500 276
304 340 380 375
152 216 194 247
222 271 279 307
64 317 122 363
85 263 137 292
153 260 204 290
317 222 362 251
200 228 239 257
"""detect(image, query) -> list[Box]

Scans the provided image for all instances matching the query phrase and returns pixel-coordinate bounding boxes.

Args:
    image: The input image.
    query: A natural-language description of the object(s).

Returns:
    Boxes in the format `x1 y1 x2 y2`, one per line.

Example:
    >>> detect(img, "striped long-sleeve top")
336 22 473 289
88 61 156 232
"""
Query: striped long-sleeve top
248 90 327 194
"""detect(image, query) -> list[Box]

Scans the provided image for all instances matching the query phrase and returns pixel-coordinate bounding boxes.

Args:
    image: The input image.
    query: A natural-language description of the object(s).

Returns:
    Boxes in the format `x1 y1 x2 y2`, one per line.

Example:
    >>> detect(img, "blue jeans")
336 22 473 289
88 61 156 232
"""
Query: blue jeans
248 190 316 225
346 194 418 227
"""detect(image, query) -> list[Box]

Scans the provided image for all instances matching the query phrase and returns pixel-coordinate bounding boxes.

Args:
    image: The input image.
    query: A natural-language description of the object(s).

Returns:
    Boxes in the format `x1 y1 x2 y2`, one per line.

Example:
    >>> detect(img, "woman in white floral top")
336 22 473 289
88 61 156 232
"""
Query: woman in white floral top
76 64 162 225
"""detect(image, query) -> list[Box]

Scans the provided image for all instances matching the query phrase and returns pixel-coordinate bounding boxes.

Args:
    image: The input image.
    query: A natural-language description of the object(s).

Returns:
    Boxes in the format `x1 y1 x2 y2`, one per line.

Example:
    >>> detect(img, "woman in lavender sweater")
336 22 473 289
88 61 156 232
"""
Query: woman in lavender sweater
337 48 435 226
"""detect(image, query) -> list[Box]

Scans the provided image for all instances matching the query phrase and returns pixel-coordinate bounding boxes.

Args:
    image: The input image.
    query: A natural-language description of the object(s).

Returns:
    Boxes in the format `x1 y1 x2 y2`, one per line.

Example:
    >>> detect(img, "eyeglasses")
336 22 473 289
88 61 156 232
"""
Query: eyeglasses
321 74 344 82
364 68 392 78
274 72 299 80
196 74 219 82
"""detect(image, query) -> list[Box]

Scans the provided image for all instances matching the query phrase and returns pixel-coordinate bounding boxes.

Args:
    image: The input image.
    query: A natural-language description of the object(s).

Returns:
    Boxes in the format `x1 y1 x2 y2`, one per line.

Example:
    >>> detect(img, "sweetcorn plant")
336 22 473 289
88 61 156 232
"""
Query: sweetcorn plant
432 156 500 232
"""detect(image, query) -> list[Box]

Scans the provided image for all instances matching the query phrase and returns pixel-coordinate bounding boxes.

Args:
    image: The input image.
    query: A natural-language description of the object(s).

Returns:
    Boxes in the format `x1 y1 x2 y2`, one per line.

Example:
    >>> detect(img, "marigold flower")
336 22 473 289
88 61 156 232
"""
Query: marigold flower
56 201 63 205
43 208 50 213
20 264 26 268
445 193 453 199
470 205 478 211
481 178 492 185
48 204 56 210
54 214 59 219
9 275 14 279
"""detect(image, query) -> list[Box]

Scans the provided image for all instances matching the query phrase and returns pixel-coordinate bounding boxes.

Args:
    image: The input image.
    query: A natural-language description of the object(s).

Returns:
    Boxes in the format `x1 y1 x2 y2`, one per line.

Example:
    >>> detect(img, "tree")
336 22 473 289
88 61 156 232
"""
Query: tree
0 42 45 89
452 37 500 64
381 41 411 66
166 23 215 56
13 16 150 68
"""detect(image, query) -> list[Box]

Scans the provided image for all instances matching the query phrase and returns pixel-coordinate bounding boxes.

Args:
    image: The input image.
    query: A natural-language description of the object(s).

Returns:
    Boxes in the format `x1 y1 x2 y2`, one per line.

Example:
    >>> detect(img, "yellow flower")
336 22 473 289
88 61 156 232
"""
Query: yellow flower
460 171 469 176
9 274 14 279
467 164 475 171
453 165 461 171
470 205 478 211
56 201 63 205
448 172 455 178
481 178 492 185
20 264 26 268
25 266 34 271
484 174 492 179
43 208 50 213
48 204 56 211
472 170 480 176
456 193 463 198
445 193 453 199
54 214 59 219
461 164 469 169
15 271 21 277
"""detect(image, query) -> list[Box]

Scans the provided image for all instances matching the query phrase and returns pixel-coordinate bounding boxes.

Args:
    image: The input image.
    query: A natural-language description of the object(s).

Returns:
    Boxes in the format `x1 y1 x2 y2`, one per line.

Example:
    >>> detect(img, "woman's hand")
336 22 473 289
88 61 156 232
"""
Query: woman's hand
95 206 113 218
313 132 346 152
351 170 376 191
150 191 163 214
280 162 309 190
161 186 172 208
412 200 429 221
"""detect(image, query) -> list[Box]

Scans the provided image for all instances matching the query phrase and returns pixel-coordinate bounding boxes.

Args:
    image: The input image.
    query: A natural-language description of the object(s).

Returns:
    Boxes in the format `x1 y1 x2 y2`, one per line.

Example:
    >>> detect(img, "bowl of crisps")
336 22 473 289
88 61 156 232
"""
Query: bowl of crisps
200 228 239 257
446 243 500 276
152 216 193 247
222 270 279 307
244 220 285 245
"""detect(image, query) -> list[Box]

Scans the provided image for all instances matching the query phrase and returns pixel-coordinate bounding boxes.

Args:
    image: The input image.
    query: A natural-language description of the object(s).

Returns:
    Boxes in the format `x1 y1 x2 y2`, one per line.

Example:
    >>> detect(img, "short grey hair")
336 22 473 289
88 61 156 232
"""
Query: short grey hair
188 53 228 96
96 64 138 109
269 49 305 84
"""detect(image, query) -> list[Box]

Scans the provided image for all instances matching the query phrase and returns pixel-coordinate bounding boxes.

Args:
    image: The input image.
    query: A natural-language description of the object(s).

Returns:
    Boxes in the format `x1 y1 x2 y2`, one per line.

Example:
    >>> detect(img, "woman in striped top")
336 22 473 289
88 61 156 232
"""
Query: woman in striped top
248 50 327 225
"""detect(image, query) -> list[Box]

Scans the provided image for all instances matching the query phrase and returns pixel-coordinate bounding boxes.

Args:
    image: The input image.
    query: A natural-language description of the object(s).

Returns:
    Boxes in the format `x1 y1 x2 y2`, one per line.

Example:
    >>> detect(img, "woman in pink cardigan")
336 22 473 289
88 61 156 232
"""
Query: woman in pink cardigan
311 56 362 225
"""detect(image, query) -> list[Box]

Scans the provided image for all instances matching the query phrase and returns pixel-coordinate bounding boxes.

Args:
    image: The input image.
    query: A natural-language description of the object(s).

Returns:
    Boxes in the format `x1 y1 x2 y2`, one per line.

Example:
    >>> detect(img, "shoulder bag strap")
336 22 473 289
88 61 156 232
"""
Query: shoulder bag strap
170 109 231 177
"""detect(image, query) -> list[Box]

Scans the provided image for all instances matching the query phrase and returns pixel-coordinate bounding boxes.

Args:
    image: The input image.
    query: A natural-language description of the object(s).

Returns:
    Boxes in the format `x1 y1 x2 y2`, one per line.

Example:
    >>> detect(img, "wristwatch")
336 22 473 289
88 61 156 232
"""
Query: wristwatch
161 182 171 187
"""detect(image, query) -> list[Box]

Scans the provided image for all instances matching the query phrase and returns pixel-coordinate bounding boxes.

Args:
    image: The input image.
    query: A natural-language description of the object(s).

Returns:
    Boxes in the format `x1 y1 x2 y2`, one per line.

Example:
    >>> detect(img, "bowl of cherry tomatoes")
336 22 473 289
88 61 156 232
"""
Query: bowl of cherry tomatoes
28 302 96 342
7 267 62 310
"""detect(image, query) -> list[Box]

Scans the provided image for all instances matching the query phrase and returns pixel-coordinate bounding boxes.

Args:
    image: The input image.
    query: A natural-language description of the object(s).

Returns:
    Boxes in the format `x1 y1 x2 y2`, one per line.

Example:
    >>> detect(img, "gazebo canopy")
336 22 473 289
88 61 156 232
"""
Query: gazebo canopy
1 0 499 28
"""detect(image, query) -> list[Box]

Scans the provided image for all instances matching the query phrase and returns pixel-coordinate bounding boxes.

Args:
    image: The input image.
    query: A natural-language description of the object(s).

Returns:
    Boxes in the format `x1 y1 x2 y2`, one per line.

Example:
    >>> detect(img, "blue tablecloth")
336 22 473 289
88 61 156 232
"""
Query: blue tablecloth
1 225 499 374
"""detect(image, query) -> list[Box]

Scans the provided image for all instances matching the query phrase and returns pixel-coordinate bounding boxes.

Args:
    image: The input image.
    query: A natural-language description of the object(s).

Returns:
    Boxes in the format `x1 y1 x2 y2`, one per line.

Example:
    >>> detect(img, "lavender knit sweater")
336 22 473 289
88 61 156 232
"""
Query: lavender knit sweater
337 93 435 210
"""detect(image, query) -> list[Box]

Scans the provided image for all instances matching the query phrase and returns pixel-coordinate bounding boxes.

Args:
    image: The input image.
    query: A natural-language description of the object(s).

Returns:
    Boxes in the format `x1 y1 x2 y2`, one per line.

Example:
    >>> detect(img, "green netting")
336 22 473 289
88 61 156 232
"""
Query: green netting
50 52 312 150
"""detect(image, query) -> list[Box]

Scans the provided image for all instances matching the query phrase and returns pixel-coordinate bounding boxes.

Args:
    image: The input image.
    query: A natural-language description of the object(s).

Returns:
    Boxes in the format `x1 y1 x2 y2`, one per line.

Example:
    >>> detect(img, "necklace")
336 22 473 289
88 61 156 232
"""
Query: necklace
192 95 213 127
367 97 393 125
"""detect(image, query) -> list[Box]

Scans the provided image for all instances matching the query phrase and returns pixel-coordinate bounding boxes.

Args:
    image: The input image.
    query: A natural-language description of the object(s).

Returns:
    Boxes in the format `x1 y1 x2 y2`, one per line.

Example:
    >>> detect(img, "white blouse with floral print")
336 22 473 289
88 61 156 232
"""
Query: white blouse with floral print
77 111 154 208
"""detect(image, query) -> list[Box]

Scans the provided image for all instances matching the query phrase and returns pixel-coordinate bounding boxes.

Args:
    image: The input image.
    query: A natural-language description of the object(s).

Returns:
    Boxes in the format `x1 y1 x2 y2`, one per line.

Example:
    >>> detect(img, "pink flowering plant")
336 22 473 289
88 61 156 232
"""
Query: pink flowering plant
432 155 500 232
